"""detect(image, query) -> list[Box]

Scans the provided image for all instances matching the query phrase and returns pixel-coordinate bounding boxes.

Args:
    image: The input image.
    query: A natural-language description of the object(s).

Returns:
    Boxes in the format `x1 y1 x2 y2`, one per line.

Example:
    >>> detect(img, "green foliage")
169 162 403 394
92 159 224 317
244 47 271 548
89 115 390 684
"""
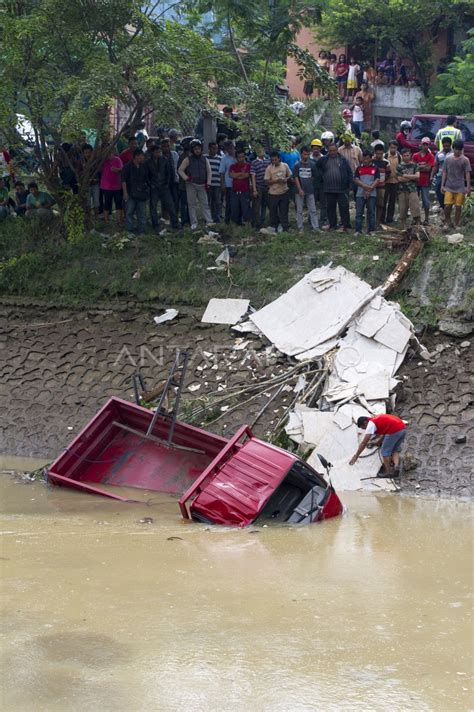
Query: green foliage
435 30 474 115
63 194 85 244
0 218 473 331
462 193 474 224
318 0 471 95
181 0 337 147
222 83 306 148
0 0 218 217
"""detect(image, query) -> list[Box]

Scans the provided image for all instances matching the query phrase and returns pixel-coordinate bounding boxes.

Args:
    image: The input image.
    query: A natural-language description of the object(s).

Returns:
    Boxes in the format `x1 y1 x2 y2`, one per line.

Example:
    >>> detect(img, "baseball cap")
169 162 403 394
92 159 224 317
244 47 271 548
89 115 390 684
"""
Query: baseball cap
421 137 431 144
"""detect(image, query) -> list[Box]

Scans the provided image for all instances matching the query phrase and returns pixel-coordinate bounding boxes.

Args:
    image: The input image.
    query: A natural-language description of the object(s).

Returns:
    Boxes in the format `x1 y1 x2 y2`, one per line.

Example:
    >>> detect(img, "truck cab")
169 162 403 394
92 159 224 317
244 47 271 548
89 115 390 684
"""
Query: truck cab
407 114 474 171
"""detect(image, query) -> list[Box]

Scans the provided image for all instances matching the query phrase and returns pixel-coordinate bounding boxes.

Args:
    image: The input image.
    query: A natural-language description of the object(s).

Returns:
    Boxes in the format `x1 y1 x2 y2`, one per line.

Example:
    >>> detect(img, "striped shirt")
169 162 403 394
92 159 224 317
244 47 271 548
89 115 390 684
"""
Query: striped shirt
250 157 270 188
205 154 222 187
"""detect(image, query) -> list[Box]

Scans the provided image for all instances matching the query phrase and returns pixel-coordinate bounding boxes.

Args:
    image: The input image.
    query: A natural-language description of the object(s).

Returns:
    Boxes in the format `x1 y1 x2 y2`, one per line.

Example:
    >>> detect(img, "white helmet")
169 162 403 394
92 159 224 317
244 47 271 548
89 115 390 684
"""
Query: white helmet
321 131 334 141
400 120 411 130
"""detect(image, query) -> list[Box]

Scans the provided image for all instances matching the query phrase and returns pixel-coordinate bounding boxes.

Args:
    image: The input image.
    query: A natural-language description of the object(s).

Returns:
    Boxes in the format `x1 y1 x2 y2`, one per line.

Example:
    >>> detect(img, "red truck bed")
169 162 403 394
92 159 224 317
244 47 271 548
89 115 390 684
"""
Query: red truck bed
47 397 227 502
48 397 343 526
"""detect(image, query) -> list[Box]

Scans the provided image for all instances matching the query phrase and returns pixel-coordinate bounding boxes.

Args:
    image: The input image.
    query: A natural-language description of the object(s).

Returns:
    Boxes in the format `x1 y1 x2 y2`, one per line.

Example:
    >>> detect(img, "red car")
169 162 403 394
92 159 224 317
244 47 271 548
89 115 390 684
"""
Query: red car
47 397 343 527
406 114 474 171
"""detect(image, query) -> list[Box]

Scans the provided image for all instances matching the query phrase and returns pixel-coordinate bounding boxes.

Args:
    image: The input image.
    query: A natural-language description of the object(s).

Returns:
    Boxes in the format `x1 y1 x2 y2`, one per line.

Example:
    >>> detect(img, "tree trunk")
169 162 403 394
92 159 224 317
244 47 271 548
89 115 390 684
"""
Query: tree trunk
382 236 424 296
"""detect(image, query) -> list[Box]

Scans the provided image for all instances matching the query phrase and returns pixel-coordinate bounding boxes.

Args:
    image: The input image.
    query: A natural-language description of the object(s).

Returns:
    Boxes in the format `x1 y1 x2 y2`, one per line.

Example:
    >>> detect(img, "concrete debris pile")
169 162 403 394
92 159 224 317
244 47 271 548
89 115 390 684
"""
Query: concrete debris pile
244 265 419 492
249 265 376 360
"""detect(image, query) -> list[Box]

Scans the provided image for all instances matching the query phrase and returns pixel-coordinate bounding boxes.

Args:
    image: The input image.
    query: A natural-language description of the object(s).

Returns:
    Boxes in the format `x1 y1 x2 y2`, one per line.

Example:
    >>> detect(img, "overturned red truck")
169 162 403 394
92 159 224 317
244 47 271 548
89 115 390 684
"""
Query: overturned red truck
47 397 343 527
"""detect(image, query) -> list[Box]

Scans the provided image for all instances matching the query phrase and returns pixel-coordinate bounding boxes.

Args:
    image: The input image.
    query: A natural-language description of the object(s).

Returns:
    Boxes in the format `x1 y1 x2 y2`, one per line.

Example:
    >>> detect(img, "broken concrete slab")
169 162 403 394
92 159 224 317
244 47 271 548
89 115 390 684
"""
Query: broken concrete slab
357 372 391 400
250 265 376 358
232 320 262 335
355 303 392 339
373 312 412 354
201 298 250 325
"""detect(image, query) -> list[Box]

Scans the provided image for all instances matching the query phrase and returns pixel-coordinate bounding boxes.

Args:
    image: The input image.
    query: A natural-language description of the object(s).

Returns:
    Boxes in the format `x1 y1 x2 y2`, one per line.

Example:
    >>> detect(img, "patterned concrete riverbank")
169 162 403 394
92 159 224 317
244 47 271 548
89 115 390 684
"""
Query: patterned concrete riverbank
1 300 472 496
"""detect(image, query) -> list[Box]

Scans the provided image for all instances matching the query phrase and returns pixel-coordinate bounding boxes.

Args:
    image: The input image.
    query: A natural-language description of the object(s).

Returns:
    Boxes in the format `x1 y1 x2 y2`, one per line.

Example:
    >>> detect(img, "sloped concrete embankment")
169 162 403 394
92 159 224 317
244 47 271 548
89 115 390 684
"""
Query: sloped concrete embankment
1 298 472 498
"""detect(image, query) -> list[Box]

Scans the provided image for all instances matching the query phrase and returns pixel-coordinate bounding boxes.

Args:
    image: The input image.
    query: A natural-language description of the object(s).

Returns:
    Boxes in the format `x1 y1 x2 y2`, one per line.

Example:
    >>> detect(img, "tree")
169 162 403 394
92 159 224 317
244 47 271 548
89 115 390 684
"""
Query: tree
317 0 471 96
0 0 219 230
182 0 338 148
435 30 474 115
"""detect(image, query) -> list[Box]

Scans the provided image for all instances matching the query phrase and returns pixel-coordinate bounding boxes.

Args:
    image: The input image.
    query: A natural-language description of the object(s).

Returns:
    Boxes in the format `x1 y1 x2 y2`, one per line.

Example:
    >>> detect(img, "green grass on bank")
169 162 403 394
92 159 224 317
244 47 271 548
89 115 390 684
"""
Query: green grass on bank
0 216 472 327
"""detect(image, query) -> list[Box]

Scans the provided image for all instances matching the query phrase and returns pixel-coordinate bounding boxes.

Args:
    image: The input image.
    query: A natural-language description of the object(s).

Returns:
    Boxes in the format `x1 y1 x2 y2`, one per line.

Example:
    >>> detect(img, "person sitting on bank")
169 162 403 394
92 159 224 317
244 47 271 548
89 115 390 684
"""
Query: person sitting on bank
25 182 55 219
349 414 407 476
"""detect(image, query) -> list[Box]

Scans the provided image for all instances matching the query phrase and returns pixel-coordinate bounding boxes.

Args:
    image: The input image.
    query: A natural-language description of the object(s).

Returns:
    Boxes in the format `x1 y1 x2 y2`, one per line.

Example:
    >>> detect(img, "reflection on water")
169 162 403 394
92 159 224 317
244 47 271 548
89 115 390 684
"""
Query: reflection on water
1 474 472 712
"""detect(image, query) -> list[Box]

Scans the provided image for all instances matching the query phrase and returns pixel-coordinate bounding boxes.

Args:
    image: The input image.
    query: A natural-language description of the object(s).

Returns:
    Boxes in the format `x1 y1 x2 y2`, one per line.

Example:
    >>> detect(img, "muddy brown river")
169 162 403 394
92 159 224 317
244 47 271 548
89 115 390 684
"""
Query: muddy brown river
1 475 472 711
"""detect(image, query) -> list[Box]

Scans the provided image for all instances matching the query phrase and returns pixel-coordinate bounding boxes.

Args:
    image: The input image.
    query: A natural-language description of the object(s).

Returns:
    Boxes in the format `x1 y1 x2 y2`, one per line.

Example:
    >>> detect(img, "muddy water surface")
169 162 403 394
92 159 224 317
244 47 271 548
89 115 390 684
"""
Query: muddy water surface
1 475 472 712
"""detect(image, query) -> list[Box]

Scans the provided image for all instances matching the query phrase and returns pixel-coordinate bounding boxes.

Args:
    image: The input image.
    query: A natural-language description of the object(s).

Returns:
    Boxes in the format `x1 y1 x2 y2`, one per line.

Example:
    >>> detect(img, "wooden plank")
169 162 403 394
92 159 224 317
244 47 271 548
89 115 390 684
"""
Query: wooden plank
382 239 424 296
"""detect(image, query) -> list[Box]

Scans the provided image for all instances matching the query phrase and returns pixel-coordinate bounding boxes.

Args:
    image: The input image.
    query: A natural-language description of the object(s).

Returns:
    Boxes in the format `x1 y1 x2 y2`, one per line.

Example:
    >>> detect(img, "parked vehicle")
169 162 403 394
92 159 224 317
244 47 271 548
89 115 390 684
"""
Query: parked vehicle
406 114 474 171
47 397 343 527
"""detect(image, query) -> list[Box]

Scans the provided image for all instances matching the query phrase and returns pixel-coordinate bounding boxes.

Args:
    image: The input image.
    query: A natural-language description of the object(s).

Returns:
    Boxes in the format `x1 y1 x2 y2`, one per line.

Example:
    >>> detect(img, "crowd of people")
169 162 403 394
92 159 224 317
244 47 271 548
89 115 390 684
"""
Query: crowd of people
0 114 470 234
311 51 418 105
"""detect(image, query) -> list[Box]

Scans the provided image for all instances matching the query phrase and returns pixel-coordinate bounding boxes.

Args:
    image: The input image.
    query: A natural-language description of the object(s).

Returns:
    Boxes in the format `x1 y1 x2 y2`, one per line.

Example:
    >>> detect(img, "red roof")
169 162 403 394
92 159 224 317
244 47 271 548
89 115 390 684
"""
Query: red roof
190 437 297 526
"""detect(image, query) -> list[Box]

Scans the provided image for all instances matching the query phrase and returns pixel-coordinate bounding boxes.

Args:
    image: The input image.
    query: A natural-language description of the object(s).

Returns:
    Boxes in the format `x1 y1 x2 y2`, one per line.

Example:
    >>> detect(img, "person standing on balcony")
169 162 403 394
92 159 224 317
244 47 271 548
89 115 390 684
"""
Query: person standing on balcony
347 57 360 99
355 82 375 129
328 54 337 81
335 54 349 100
435 116 462 151
350 96 365 138
413 137 435 225
316 51 330 97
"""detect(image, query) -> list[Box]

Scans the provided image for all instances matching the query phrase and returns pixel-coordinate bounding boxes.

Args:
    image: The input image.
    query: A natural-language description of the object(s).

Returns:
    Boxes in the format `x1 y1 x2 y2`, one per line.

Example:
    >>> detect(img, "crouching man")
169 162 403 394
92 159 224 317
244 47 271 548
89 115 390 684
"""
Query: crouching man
349 414 407 476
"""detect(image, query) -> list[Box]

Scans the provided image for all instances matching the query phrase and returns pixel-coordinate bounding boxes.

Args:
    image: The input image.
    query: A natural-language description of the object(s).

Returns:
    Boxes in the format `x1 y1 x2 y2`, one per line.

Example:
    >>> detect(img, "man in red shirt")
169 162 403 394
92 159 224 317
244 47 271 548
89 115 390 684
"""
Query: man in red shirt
395 121 411 150
120 136 138 165
350 414 407 476
229 148 251 225
413 137 435 225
